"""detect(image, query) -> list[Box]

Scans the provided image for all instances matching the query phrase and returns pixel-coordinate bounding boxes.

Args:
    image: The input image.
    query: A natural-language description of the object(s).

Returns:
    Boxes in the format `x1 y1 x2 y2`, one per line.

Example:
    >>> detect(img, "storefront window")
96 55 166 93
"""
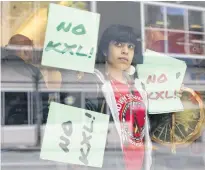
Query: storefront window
2 1 90 48
143 3 205 140
189 33 205 55
145 5 164 28
5 92 28 125
144 3 205 57
188 10 204 31
167 31 188 54
145 29 166 53
167 7 185 30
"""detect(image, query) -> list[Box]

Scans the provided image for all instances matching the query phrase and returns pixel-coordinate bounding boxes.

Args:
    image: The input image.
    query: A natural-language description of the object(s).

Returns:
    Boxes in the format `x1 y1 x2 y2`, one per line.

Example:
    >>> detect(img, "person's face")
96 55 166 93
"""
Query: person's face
106 40 135 71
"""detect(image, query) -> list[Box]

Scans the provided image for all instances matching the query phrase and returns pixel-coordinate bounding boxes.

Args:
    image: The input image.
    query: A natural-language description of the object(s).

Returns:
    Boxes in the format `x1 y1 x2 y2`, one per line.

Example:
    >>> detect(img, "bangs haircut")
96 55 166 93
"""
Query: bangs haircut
108 25 138 45
96 24 142 65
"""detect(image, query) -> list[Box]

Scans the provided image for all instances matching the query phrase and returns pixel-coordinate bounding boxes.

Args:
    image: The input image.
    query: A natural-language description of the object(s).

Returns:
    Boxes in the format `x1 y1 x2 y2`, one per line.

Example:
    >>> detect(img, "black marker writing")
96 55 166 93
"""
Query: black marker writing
79 132 92 165
79 112 96 165
59 121 73 153
83 112 95 133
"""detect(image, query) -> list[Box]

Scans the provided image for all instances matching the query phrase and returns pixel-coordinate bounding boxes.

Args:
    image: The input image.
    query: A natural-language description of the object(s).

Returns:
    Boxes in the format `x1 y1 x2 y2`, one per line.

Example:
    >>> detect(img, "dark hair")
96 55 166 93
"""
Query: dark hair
96 24 143 65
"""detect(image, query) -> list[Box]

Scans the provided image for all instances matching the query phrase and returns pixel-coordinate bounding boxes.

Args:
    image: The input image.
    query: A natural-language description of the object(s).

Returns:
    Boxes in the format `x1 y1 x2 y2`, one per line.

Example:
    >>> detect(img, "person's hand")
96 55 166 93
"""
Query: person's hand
176 84 185 98
189 91 203 104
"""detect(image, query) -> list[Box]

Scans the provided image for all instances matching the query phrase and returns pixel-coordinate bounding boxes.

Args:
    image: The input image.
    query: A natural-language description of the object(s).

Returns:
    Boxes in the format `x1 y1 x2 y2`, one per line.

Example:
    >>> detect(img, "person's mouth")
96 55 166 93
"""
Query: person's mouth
118 57 128 62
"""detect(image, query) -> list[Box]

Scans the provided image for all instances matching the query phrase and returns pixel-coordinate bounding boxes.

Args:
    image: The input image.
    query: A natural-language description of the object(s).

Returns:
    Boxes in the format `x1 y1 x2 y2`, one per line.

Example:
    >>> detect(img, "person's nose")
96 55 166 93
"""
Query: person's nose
121 44 129 55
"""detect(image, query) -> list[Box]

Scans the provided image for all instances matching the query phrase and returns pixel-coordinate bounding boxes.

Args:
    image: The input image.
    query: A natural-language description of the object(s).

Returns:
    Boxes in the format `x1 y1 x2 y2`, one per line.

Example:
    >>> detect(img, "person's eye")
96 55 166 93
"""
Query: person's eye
128 44 135 49
114 41 122 47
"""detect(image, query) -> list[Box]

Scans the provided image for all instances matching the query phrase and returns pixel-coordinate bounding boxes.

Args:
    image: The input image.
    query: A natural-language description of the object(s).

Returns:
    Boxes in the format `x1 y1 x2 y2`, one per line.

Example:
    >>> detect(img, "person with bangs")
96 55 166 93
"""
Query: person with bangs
92 24 153 170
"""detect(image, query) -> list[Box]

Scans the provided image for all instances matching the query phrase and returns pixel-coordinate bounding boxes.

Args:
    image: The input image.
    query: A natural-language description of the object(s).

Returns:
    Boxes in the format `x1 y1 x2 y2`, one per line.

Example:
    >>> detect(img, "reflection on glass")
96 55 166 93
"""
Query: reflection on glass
145 5 164 28
1 93 4 125
189 34 205 55
42 93 50 124
168 31 188 54
189 10 204 32
167 7 185 30
32 92 50 124
60 92 81 108
145 29 165 53
3 1 89 47
5 92 28 125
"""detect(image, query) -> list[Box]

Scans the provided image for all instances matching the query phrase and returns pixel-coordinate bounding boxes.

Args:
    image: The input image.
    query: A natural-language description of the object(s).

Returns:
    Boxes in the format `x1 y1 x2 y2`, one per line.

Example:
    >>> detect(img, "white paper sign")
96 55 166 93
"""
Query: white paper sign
137 50 187 113
40 102 109 168
41 3 100 73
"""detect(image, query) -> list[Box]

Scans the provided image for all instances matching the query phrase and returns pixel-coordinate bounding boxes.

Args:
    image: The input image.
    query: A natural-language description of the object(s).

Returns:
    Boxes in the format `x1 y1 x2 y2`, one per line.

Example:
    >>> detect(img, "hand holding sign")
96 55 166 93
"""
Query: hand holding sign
40 102 109 168
41 3 100 73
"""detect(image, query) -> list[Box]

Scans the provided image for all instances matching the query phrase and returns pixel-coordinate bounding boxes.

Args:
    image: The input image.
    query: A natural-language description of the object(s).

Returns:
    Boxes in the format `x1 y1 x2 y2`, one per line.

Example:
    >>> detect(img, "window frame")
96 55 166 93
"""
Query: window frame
141 1 205 59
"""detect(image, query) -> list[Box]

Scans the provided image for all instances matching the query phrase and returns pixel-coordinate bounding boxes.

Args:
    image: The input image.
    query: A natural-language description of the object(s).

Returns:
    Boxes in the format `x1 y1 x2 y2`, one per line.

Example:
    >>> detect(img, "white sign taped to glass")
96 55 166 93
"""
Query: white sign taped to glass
40 102 110 168
41 3 100 73
137 50 187 114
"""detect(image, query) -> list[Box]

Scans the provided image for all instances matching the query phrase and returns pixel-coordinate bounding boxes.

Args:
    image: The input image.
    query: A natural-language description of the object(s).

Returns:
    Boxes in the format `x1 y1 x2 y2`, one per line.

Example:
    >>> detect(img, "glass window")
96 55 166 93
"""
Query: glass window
145 5 164 28
167 31 189 54
2 1 90 47
191 72 205 81
32 92 83 124
188 10 204 32
145 29 166 53
189 33 205 55
167 7 185 30
5 92 28 125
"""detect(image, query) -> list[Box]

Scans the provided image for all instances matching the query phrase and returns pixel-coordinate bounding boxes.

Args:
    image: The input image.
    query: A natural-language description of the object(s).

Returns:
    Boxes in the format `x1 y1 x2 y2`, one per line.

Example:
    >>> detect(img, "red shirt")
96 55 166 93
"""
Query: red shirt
111 79 146 170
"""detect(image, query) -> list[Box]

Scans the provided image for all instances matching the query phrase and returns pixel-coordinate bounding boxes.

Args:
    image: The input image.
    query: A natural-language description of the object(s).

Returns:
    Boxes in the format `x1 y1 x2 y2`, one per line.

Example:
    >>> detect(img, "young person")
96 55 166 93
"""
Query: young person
93 24 153 170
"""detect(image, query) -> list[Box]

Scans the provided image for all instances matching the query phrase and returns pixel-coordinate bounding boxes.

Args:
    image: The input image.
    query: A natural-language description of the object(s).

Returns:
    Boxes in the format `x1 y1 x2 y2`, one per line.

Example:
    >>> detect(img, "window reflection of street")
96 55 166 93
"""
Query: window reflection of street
145 28 165 53
5 92 28 125
168 31 187 54
145 4 164 28
189 34 204 55
144 4 205 57
167 7 185 30
188 10 204 31
143 2 205 155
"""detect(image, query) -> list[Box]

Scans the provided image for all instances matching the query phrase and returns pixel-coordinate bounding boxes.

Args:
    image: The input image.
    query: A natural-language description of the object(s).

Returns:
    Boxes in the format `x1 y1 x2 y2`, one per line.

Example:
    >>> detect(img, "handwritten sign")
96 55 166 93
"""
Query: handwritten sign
137 51 187 113
41 3 100 73
40 102 109 167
